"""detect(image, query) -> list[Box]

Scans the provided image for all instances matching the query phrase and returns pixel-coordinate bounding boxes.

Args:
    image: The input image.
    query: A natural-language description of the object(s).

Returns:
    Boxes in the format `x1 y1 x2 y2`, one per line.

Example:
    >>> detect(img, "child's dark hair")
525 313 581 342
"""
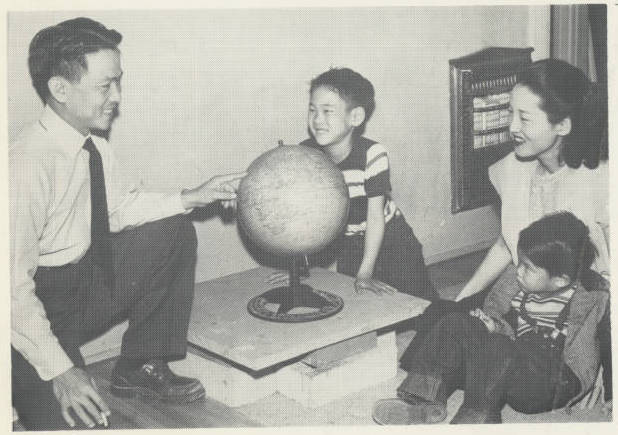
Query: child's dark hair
518 212 596 281
310 68 375 135
28 17 122 102
517 59 607 169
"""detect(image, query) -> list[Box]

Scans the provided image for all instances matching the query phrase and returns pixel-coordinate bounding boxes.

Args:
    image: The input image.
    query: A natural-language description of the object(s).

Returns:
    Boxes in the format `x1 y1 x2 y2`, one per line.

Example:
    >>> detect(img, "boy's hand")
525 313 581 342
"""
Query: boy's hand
470 308 497 333
354 277 397 295
265 270 309 287
266 271 291 287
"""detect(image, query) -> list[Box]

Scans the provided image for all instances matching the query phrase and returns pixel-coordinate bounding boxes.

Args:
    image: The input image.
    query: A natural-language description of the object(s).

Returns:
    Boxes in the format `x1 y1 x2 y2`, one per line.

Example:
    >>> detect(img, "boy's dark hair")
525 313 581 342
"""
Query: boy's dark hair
310 68 375 135
28 17 122 102
517 59 607 169
518 212 596 281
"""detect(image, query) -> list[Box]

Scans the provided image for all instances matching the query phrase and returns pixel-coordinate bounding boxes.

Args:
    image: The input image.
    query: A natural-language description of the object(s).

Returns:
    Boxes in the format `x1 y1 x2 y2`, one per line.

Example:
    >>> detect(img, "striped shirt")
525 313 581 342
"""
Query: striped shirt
301 136 398 236
511 288 575 337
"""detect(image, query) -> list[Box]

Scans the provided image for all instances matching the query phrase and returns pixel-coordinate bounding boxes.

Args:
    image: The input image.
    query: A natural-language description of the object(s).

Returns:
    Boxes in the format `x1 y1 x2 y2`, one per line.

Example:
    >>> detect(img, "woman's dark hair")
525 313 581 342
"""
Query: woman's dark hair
517 59 607 169
518 211 596 281
28 17 122 102
310 68 375 136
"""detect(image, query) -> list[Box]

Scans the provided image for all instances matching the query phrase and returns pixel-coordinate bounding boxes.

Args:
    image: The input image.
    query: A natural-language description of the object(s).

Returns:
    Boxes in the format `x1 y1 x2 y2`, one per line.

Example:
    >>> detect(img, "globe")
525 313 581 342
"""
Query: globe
237 145 350 257
239 145 350 322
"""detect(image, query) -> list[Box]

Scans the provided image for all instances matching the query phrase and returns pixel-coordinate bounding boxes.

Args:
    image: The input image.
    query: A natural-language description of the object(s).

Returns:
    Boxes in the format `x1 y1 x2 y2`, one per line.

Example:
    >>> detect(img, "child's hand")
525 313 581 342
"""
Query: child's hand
265 271 290 287
354 277 398 295
470 308 497 333
265 270 309 287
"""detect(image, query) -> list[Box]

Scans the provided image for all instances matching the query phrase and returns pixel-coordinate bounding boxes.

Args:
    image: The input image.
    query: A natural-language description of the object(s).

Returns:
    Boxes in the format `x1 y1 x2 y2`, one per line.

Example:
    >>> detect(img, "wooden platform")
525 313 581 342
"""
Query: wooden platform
172 267 430 406
187 267 430 371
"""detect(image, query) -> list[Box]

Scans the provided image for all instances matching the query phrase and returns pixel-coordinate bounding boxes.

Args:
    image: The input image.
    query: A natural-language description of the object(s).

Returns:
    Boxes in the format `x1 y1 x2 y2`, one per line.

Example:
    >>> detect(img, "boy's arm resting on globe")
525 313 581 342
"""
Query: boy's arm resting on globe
355 195 396 295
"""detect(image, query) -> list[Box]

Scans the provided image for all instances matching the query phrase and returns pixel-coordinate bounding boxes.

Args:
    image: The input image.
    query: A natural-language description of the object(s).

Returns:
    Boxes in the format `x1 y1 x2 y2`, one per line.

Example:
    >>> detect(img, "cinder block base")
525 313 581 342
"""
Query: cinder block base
278 331 398 408
170 347 284 407
170 331 398 408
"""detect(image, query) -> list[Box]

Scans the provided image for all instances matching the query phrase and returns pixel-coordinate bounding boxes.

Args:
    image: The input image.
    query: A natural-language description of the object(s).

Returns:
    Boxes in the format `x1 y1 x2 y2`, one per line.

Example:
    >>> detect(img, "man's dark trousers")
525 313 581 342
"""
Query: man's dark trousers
12 215 197 430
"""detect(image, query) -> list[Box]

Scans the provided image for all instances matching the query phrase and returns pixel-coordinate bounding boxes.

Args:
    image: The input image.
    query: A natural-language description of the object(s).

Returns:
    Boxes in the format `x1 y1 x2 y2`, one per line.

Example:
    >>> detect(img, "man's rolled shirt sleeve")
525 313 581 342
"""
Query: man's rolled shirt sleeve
98 139 190 232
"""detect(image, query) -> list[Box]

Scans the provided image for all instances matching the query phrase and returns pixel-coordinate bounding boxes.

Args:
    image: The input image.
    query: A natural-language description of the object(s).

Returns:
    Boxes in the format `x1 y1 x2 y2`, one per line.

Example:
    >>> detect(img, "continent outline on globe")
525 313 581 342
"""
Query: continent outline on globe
237 144 350 257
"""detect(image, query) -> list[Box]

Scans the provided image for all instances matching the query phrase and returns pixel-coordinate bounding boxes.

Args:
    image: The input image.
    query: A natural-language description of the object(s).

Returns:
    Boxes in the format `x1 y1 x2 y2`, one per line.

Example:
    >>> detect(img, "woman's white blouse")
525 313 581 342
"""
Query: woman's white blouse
489 152 609 276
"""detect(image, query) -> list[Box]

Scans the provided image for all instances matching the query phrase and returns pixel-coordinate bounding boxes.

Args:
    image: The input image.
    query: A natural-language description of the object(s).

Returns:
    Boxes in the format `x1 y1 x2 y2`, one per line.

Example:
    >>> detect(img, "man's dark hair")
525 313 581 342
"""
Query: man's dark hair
518 211 596 281
28 17 122 102
310 67 375 136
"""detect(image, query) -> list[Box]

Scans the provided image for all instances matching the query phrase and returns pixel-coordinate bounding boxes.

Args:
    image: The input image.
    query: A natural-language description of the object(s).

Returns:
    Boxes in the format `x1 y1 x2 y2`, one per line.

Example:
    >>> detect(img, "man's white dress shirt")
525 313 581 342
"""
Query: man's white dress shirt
10 106 189 380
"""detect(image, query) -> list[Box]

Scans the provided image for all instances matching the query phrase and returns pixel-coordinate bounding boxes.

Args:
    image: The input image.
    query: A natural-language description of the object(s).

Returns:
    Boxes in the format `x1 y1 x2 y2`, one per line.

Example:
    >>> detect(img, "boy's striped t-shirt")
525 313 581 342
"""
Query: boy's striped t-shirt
301 136 398 236
511 288 575 337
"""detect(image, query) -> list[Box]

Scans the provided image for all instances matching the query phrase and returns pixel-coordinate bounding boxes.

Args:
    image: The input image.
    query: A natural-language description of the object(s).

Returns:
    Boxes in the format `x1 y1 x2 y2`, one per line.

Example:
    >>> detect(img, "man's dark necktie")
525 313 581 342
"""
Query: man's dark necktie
83 137 113 287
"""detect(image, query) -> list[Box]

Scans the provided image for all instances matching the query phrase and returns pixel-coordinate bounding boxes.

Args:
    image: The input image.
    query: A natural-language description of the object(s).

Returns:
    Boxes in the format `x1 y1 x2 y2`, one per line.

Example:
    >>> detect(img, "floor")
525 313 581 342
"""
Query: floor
14 250 611 429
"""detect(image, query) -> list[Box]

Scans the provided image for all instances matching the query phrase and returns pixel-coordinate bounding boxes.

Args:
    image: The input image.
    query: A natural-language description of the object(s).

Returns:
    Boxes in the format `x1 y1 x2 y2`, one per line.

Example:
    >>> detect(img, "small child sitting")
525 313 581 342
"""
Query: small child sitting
373 211 609 424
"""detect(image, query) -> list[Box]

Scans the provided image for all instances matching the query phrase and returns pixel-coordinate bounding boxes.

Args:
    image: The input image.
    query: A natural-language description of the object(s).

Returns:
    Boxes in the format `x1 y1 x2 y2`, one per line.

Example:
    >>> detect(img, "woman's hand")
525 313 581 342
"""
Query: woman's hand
470 308 497 333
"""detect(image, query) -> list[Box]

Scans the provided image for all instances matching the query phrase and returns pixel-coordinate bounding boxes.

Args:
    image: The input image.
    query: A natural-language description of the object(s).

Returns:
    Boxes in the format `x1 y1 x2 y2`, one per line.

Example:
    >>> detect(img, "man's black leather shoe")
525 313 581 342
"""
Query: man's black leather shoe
110 359 205 403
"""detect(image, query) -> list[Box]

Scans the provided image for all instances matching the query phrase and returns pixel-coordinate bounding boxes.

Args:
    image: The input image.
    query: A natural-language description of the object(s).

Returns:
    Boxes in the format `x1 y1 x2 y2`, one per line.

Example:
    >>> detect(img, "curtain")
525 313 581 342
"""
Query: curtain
587 4 607 84
550 4 603 82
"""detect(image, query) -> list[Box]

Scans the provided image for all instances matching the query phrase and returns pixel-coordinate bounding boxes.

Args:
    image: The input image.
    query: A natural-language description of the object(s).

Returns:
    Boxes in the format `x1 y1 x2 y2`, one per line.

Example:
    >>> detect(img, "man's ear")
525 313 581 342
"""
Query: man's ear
554 116 572 137
47 76 70 104
551 274 572 289
349 107 366 128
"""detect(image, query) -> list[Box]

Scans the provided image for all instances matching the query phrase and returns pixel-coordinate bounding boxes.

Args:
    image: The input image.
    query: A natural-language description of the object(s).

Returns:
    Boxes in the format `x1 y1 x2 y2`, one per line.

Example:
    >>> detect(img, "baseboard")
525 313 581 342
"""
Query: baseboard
424 239 494 265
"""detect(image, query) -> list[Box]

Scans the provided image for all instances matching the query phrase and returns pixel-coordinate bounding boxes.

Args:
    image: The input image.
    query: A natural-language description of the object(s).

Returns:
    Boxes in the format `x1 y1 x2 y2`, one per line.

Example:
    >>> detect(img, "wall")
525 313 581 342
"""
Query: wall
8 6 550 282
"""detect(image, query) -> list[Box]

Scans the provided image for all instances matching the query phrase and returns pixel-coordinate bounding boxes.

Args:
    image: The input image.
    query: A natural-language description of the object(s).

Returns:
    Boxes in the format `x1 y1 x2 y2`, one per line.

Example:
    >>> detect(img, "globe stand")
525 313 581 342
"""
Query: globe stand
247 256 344 322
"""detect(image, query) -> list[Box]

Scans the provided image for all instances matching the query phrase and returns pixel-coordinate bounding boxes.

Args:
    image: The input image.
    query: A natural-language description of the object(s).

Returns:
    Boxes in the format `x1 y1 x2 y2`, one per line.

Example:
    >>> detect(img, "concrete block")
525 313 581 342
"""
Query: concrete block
170 347 281 407
277 331 398 408
302 331 377 369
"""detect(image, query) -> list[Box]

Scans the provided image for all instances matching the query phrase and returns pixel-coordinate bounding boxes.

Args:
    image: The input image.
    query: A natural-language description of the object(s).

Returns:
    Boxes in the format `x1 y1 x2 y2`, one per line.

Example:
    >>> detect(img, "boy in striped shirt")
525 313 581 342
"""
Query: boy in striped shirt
299 68 435 299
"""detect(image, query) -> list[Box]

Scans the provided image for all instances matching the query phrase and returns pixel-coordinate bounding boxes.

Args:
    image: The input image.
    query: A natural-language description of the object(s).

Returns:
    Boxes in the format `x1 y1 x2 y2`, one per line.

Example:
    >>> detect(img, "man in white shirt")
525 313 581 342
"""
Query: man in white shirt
10 17 244 430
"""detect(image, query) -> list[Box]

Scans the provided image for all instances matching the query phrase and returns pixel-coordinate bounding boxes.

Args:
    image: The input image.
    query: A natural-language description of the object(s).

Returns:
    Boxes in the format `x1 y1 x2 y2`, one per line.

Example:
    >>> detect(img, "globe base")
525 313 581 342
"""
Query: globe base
247 283 344 323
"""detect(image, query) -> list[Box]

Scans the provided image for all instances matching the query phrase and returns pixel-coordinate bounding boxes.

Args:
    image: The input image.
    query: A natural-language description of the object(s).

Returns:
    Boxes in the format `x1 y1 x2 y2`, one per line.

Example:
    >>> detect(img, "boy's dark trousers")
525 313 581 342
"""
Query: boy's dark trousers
398 290 489 366
337 214 437 301
12 215 197 431
397 312 580 415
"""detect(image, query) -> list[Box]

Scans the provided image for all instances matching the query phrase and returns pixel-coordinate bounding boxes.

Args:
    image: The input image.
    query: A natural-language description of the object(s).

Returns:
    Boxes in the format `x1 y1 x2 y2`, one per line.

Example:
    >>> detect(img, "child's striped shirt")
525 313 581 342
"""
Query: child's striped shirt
511 288 575 337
